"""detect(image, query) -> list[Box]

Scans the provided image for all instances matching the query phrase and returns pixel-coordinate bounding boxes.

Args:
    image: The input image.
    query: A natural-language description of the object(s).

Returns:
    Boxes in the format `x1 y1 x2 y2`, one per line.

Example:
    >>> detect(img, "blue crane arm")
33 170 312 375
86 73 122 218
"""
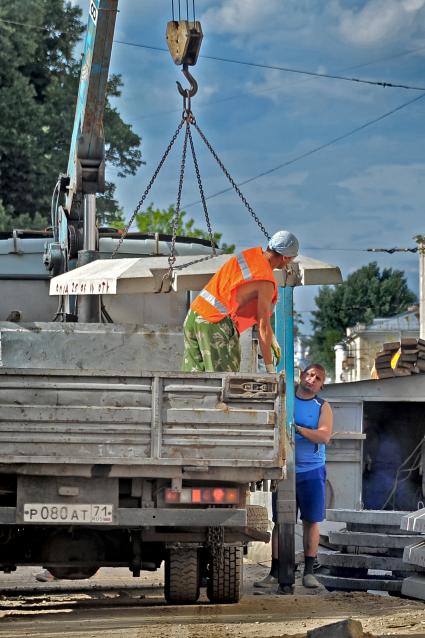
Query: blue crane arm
56 0 118 253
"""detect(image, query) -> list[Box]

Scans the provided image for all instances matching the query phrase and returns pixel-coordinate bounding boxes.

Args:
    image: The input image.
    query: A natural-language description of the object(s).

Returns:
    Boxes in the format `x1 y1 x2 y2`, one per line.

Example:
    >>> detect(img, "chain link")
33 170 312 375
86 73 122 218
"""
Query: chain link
110 119 186 259
187 123 216 257
193 121 270 241
110 101 271 284
162 120 191 290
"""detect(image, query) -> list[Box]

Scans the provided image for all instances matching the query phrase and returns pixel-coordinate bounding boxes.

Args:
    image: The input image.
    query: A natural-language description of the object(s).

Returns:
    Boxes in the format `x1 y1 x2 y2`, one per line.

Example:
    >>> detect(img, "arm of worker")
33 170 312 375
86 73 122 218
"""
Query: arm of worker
256 282 275 369
295 401 333 444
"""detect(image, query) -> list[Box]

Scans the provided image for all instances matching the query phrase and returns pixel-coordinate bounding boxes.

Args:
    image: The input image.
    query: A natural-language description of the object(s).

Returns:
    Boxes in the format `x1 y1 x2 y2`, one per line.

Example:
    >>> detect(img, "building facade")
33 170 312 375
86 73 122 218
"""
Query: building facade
334 309 420 383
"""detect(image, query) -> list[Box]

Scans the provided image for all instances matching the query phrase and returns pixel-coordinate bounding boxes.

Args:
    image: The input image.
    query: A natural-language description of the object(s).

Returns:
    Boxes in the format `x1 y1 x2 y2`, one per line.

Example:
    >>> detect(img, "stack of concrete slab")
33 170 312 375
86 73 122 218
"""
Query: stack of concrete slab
316 509 425 594
401 507 425 601
374 338 425 379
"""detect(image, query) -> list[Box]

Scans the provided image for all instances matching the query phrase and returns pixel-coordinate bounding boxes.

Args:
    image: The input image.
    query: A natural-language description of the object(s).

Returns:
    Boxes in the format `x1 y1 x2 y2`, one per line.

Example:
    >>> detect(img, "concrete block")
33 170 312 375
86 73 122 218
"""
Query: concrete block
307 618 363 638
401 575 425 601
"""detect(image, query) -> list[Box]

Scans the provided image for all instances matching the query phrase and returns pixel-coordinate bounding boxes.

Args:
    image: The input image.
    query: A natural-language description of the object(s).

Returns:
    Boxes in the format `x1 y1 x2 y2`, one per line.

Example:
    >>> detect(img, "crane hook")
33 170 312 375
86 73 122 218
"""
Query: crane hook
176 63 198 99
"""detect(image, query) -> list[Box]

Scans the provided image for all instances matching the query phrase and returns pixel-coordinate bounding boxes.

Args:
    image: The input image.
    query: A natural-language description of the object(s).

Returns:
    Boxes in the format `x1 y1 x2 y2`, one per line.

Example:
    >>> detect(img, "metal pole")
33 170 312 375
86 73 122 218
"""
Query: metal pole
277 285 296 593
419 240 425 340
83 193 97 251
78 194 100 323
275 289 284 374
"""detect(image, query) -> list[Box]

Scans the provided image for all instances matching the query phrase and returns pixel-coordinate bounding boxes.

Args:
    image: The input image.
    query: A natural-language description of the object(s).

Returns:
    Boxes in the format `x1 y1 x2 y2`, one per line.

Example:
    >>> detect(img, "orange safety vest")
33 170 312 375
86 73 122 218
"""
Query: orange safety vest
190 247 278 334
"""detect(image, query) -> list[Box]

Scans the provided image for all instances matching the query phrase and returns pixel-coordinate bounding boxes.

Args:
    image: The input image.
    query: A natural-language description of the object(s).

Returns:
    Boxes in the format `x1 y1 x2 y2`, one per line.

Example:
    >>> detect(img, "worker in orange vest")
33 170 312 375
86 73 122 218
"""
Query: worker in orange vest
182 230 299 372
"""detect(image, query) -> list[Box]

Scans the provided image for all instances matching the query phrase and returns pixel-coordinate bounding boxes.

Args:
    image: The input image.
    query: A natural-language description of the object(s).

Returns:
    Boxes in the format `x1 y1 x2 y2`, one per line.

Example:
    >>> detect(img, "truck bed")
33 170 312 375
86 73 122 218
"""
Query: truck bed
0 369 285 481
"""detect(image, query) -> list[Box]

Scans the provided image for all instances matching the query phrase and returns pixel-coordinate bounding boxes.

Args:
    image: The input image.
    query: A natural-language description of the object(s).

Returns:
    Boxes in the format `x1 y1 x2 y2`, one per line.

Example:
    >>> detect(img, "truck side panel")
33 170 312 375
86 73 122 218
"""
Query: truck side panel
0 370 285 470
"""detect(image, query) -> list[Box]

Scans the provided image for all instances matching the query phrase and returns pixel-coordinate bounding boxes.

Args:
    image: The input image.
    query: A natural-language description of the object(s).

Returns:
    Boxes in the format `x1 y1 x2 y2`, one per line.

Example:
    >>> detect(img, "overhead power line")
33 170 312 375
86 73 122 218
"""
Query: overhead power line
238 242 419 254
183 91 425 209
366 247 418 254
0 17 51 31
2 18 425 91
114 39 425 92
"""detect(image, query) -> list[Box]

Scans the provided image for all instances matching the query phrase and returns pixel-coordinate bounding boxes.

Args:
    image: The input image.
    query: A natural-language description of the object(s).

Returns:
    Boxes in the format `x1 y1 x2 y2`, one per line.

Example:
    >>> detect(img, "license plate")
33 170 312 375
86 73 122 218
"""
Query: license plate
23 503 113 524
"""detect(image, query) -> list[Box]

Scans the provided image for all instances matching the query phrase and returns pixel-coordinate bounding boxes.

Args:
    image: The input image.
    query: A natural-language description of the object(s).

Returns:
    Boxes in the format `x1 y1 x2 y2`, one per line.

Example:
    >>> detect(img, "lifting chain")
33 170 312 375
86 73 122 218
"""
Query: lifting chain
110 119 186 260
192 120 271 242
112 16 271 290
159 119 191 292
207 525 224 569
187 124 217 258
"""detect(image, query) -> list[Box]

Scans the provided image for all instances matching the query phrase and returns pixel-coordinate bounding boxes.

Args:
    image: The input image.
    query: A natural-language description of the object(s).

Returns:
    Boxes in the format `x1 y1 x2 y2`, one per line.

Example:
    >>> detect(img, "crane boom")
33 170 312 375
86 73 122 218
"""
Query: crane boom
45 0 118 288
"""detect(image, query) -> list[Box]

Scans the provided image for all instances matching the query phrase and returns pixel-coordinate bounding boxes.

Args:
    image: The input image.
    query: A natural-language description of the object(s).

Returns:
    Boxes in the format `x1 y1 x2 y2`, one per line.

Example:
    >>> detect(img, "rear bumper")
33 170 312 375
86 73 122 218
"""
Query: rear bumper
0 506 247 527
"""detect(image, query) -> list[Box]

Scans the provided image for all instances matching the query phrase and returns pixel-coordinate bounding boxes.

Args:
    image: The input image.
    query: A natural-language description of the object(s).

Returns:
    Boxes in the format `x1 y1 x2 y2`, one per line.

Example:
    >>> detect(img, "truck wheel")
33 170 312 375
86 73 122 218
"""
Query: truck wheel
164 547 200 604
207 545 242 604
246 504 269 533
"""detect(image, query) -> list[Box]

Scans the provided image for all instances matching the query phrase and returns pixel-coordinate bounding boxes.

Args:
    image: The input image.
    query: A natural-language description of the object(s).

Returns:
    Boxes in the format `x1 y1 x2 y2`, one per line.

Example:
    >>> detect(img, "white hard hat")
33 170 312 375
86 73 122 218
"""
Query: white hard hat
268 230 299 257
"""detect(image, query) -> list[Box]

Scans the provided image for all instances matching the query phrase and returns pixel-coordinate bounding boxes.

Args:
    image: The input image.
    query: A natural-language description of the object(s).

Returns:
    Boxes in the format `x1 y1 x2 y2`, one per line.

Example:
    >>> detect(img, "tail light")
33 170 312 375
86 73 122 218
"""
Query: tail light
165 487 239 505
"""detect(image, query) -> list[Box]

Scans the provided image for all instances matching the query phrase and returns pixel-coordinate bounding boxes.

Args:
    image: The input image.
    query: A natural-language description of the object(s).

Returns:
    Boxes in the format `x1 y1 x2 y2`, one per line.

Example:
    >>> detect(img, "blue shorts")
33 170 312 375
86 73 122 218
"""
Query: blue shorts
272 466 326 524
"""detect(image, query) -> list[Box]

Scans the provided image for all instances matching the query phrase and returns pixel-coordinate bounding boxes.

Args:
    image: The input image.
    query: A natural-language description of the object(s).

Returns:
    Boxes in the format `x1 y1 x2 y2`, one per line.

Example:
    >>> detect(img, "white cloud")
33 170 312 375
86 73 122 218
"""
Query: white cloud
336 0 425 47
337 162 425 214
201 0 282 35
243 66 377 107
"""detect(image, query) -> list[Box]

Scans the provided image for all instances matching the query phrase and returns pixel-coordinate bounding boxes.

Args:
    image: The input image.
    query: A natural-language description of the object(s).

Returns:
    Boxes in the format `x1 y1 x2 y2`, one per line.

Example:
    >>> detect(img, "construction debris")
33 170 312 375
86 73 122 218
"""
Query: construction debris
373 338 425 379
307 618 364 638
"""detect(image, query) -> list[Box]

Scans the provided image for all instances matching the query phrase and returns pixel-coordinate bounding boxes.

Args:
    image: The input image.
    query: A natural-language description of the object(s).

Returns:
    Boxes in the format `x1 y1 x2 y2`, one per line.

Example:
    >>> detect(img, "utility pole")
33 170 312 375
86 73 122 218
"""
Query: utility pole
414 235 425 339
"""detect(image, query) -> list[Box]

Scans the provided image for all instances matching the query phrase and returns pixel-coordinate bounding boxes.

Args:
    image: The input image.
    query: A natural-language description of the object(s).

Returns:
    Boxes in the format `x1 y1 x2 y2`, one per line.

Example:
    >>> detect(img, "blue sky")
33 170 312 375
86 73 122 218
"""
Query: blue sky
80 1 425 330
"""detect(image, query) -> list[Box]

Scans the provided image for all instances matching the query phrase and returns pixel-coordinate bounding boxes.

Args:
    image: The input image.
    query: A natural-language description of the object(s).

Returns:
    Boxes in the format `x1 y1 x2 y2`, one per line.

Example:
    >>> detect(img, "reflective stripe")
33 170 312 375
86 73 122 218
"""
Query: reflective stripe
199 289 228 315
236 252 253 281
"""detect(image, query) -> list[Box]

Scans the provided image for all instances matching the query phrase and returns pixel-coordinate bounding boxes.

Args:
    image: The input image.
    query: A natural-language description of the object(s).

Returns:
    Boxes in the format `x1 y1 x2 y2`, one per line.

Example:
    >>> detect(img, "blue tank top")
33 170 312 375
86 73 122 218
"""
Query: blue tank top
295 394 326 474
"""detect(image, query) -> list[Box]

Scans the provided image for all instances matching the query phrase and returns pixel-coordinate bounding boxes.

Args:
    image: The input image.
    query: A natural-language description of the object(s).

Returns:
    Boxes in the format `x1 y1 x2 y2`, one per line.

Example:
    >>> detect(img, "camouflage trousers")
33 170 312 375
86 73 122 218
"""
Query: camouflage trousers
182 309 241 372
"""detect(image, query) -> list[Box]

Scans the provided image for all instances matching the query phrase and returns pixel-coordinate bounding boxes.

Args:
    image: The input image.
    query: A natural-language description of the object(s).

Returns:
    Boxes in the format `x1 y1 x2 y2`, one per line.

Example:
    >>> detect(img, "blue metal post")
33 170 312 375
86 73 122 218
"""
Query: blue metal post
283 286 295 431
275 287 295 432
276 285 296 592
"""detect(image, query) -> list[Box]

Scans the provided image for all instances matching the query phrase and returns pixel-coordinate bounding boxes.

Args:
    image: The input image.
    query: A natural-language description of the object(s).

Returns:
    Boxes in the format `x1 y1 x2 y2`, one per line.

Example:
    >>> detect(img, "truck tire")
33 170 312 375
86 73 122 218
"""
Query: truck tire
246 504 269 533
207 545 242 604
164 547 200 604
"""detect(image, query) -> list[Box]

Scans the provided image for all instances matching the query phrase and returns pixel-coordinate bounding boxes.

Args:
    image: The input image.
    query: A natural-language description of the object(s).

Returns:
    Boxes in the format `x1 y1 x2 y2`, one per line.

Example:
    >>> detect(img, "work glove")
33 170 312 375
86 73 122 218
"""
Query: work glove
271 334 281 366
265 363 276 373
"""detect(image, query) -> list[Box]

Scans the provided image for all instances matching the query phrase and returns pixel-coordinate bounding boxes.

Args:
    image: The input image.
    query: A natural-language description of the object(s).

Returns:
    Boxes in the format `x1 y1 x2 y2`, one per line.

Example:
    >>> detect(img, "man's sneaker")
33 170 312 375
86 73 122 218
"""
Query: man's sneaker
302 573 320 588
254 573 278 588
35 569 57 583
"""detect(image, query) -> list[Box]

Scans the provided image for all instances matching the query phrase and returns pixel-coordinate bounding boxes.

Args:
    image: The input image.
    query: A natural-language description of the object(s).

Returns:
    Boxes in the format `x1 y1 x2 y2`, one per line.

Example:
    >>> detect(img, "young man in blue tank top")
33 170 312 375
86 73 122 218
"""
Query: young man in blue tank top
255 363 333 590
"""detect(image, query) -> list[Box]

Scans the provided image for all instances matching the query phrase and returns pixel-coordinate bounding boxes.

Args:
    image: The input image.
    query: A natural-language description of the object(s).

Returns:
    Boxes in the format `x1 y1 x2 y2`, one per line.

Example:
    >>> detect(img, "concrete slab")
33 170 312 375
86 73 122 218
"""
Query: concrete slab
401 508 425 533
0 322 184 372
318 550 424 572
328 530 423 550
403 541 425 568
401 575 425 601
316 573 402 592
326 509 410 526
50 253 343 296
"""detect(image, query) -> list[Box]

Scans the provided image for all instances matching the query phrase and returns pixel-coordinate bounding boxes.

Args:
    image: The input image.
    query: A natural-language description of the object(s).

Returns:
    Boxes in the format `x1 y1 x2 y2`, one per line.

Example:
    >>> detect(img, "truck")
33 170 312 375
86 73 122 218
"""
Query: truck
0 0 341 603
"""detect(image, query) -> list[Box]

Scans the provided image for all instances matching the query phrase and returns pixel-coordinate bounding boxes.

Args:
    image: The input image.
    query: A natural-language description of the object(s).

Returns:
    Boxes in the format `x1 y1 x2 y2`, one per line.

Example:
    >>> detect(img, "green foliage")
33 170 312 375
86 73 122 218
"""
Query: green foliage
0 199 47 231
0 0 142 227
96 183 125 229
135 204 235 253
309 262 417 375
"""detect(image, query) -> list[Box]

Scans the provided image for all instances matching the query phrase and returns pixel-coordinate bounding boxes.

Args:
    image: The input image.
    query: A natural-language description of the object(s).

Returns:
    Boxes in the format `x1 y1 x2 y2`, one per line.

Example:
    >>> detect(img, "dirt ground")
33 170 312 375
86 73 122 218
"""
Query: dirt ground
0 561 423 638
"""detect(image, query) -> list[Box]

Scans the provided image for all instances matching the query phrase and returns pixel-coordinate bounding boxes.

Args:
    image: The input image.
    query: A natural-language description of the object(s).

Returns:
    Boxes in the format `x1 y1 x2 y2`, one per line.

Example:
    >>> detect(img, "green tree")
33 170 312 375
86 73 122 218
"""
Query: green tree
309 262 416 374
135 204 235 253
0 0 141 227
